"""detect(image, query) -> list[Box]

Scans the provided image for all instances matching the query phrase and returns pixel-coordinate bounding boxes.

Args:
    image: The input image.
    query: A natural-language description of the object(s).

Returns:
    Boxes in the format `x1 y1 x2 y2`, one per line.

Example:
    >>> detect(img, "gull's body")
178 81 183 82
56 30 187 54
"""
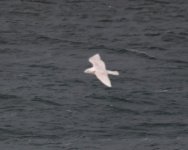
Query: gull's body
84 54 119 87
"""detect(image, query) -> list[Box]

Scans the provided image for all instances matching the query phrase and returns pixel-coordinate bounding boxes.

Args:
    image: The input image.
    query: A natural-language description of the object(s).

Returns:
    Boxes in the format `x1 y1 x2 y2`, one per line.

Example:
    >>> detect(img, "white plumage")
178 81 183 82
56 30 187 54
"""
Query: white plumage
84 54 119 87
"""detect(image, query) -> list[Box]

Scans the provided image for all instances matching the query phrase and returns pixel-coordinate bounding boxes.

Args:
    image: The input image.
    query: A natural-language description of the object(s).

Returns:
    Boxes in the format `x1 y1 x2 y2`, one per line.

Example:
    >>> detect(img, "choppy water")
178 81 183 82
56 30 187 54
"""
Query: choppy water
0 0 188 149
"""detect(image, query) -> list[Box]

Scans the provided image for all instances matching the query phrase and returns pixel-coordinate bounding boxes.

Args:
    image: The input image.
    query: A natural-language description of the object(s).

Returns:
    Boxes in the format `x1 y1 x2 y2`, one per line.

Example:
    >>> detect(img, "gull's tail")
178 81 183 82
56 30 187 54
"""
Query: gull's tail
107 70 119 76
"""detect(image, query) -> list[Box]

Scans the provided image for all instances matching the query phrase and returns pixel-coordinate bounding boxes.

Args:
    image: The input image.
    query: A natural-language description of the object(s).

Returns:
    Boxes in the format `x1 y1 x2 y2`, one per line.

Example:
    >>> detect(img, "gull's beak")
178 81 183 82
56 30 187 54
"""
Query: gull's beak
84 69 88 73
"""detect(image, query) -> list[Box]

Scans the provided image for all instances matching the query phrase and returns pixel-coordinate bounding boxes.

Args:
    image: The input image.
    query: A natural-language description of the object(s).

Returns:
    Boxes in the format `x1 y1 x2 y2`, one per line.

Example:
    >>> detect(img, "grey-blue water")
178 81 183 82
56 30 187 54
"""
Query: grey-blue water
0 0 188 149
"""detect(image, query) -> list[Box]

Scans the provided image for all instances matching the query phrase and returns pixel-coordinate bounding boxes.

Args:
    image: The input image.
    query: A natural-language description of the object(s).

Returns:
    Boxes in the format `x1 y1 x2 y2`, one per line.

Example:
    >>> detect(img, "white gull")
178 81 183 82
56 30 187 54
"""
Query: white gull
84 53 119 87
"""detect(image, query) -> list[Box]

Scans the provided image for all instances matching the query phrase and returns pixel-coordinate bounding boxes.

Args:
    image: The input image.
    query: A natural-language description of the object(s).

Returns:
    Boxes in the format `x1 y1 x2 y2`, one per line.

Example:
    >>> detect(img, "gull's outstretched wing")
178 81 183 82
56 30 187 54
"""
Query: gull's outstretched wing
89 54 106 70
95 71 112 87
89 54 111 87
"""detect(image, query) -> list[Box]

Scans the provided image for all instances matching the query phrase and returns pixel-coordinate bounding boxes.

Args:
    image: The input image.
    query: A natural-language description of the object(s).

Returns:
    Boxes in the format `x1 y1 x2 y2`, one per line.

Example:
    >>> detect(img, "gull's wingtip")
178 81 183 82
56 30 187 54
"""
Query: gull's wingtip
105 82 112 88
108 85 112 88
94 53 100 56
92 53 101 59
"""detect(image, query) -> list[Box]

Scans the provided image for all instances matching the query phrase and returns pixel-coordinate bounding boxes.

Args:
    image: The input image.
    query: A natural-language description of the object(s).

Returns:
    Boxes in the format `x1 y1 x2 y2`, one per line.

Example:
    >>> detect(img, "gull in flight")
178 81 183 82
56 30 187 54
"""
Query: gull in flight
84 53 119 87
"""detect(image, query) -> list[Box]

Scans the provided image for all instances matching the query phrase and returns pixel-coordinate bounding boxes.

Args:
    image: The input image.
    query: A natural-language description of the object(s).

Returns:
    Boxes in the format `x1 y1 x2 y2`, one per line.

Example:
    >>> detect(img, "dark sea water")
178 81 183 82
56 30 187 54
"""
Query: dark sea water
0 0 188 149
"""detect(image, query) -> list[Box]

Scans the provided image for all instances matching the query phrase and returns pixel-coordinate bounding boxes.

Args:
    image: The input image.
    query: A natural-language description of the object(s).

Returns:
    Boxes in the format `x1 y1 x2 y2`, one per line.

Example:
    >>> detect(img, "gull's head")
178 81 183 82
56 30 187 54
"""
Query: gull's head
84 68 94 74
